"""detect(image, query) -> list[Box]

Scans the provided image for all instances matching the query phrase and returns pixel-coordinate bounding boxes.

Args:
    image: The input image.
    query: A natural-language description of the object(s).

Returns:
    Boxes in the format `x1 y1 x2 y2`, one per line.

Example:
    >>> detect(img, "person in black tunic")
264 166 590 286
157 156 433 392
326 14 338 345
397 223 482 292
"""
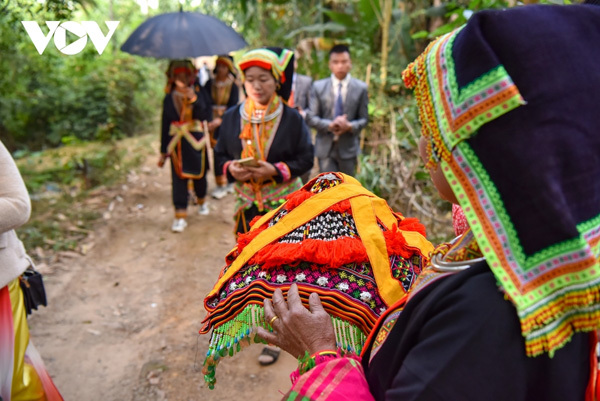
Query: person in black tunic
158 60 213 232
213 48 314 367
213 48 313 236
204 55 240 199
254 5 600 400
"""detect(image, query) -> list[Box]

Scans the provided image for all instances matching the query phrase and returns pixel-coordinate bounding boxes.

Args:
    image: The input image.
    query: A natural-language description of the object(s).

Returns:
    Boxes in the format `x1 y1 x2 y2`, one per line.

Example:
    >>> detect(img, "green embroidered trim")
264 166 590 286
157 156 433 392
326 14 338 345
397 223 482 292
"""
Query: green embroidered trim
426 28 524 155
443 142 600 309
577 214 600 234
450 95 523 149
452 142 595 270
284 391 308 401
525 297 600 340
520 275 600 317
579 215 600 259
441 156 518 294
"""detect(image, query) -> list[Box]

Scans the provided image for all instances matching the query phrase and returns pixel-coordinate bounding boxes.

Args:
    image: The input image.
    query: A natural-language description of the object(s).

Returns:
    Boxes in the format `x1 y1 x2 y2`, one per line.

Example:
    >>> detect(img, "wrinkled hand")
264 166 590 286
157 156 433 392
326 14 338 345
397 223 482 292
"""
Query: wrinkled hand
246 160 277 181
157 154 168 168
228 161 252 182
257 284 337 358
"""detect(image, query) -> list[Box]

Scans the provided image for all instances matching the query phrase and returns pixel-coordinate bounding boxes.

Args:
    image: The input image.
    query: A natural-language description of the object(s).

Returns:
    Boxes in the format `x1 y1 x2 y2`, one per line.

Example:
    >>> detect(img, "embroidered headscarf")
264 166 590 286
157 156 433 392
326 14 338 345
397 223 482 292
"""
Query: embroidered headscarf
238 47 294 101
236 47 294 164
214 55 238 77
403 4 600 357
200 173 433 388
164 59 196 93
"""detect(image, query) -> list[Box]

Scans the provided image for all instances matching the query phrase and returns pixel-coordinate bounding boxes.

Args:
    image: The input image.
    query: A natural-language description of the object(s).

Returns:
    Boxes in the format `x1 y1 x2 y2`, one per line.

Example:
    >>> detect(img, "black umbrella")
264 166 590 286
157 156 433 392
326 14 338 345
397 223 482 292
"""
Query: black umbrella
120 11 247 58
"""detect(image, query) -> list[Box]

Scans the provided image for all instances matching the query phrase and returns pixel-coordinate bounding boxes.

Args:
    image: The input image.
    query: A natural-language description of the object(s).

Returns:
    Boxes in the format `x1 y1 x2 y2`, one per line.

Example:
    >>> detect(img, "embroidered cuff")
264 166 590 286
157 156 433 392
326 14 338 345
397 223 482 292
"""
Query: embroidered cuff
274 162 292 182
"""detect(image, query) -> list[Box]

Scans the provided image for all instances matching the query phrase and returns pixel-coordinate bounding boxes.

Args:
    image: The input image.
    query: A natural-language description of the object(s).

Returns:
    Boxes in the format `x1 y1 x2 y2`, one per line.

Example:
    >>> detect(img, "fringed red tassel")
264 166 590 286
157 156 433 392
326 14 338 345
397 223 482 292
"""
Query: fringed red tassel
396 217 427 237
249 237 370 270
383 229 424 260
283 189 314 210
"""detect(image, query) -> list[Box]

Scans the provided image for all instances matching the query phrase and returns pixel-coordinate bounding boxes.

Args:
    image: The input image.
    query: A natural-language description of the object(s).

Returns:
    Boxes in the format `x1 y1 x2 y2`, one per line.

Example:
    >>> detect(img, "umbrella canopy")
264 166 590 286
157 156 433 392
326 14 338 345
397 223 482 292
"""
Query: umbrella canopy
120 11 247 58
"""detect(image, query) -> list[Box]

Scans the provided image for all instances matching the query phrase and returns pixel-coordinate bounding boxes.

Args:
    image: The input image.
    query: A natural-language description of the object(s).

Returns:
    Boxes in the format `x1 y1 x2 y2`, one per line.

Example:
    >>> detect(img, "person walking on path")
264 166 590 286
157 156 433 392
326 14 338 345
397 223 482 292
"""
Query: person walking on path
213 48 314 365
213 47 313 236
158 60 214 233
205 55 241 200
290 59 312 117
290 58 314 184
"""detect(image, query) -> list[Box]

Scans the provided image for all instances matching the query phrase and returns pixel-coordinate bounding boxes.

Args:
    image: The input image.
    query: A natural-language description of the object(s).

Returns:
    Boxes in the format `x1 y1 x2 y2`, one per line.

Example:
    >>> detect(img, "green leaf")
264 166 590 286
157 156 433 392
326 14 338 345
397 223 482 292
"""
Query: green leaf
415 171 430 181
322 9 355 26
411 30 429 40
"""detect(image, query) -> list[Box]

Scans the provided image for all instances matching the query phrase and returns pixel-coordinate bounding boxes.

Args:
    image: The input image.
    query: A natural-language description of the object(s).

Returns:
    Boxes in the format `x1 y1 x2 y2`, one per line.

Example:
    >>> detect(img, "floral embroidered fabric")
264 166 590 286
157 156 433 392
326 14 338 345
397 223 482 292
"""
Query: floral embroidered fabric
200 172 433 389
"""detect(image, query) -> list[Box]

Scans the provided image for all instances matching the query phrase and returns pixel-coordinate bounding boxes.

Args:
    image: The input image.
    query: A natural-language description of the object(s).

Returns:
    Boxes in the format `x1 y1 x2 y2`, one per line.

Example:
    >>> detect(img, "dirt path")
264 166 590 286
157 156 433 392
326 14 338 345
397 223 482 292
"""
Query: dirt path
28 142 296 401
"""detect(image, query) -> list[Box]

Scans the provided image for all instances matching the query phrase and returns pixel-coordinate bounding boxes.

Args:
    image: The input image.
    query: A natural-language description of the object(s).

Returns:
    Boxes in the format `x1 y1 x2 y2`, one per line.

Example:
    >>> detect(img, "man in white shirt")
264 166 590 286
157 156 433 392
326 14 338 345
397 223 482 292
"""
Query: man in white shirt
306 45 369 176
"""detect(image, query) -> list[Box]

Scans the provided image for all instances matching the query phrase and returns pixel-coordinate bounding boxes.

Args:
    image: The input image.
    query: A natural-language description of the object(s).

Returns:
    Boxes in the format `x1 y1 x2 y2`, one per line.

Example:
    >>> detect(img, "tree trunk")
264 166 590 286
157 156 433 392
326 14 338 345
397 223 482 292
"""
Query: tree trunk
257 0 267 43
380 0 392 94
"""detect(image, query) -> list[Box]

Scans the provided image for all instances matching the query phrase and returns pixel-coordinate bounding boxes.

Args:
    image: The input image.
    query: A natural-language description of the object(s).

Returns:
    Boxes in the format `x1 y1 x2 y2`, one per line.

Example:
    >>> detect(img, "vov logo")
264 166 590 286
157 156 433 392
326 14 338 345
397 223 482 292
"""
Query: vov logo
21 21 120 55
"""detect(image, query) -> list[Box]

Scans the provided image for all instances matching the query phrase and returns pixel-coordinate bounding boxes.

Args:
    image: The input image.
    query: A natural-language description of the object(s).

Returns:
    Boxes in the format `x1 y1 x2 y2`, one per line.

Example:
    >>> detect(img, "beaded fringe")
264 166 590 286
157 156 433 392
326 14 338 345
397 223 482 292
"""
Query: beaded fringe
202 304 367 389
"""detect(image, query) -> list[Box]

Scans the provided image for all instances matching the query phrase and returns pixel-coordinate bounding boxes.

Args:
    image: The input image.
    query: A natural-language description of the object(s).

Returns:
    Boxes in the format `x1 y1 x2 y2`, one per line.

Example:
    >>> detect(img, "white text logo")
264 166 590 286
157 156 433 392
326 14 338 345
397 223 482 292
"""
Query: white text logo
21 21 120 55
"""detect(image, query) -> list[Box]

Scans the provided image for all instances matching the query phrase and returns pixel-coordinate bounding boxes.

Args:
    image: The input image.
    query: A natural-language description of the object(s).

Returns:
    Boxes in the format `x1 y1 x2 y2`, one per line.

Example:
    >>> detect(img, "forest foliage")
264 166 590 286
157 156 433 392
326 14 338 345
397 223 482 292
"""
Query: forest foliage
1 0 567 243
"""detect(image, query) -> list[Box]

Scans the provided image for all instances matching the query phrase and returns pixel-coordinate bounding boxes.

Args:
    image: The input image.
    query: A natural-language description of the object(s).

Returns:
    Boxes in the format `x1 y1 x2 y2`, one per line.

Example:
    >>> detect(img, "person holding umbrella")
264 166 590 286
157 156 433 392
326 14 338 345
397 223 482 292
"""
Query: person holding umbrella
158 60 214 233
204 55 240 200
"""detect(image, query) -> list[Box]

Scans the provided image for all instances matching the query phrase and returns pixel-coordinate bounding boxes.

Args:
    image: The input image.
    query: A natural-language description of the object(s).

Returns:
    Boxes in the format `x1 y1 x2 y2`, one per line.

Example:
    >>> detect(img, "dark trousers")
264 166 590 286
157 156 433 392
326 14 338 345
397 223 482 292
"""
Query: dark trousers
318 142 357 176
171 162 207 210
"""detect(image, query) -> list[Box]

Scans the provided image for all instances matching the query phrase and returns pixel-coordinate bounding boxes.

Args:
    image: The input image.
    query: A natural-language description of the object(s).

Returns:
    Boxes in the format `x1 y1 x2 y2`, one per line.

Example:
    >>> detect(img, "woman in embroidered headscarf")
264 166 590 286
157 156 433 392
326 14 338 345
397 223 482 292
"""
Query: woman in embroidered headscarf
158 60 214 233
254 5 600 400
213 48 313 236
213 47 313 366
205 55 241 200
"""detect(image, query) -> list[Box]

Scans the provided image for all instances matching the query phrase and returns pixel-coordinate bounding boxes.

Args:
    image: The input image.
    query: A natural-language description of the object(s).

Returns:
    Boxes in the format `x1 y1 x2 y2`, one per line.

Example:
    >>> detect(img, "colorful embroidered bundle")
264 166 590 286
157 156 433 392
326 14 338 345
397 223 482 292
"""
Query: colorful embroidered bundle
402 6 600 357
200 173 433 388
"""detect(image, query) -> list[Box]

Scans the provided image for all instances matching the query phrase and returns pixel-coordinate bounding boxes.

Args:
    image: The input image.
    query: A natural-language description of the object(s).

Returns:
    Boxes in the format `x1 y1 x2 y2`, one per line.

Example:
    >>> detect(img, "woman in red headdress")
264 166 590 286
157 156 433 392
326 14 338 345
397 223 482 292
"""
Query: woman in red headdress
204 55 240 199
158 60 213 233
213 48 314 236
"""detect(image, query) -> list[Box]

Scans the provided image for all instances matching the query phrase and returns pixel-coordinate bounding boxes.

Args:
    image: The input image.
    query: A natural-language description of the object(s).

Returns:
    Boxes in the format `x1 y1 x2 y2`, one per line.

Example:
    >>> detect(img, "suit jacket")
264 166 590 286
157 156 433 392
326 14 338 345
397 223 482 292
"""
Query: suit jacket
293 74 312 111
306 76 368 159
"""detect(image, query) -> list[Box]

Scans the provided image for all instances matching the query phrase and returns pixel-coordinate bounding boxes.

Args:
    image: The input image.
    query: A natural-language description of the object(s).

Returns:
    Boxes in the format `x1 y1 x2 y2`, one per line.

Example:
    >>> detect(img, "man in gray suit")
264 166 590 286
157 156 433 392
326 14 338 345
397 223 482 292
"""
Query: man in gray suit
292 58 314 183
306 44 368 176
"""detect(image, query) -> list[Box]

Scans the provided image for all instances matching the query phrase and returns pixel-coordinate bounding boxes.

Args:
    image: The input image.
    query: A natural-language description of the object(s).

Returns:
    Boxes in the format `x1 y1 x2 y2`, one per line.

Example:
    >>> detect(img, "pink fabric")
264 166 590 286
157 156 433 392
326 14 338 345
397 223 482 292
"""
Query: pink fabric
0 285 15 401
283 357 375 401
274 162 292 182
24 342 63 401
452 204 469 236
0 283 63 401
223 161 232 177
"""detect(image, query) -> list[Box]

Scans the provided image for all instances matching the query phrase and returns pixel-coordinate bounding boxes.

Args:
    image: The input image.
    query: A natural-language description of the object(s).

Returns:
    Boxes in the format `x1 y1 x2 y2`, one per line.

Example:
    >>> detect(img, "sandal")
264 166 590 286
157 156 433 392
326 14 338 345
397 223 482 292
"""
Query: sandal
257 346 280 366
